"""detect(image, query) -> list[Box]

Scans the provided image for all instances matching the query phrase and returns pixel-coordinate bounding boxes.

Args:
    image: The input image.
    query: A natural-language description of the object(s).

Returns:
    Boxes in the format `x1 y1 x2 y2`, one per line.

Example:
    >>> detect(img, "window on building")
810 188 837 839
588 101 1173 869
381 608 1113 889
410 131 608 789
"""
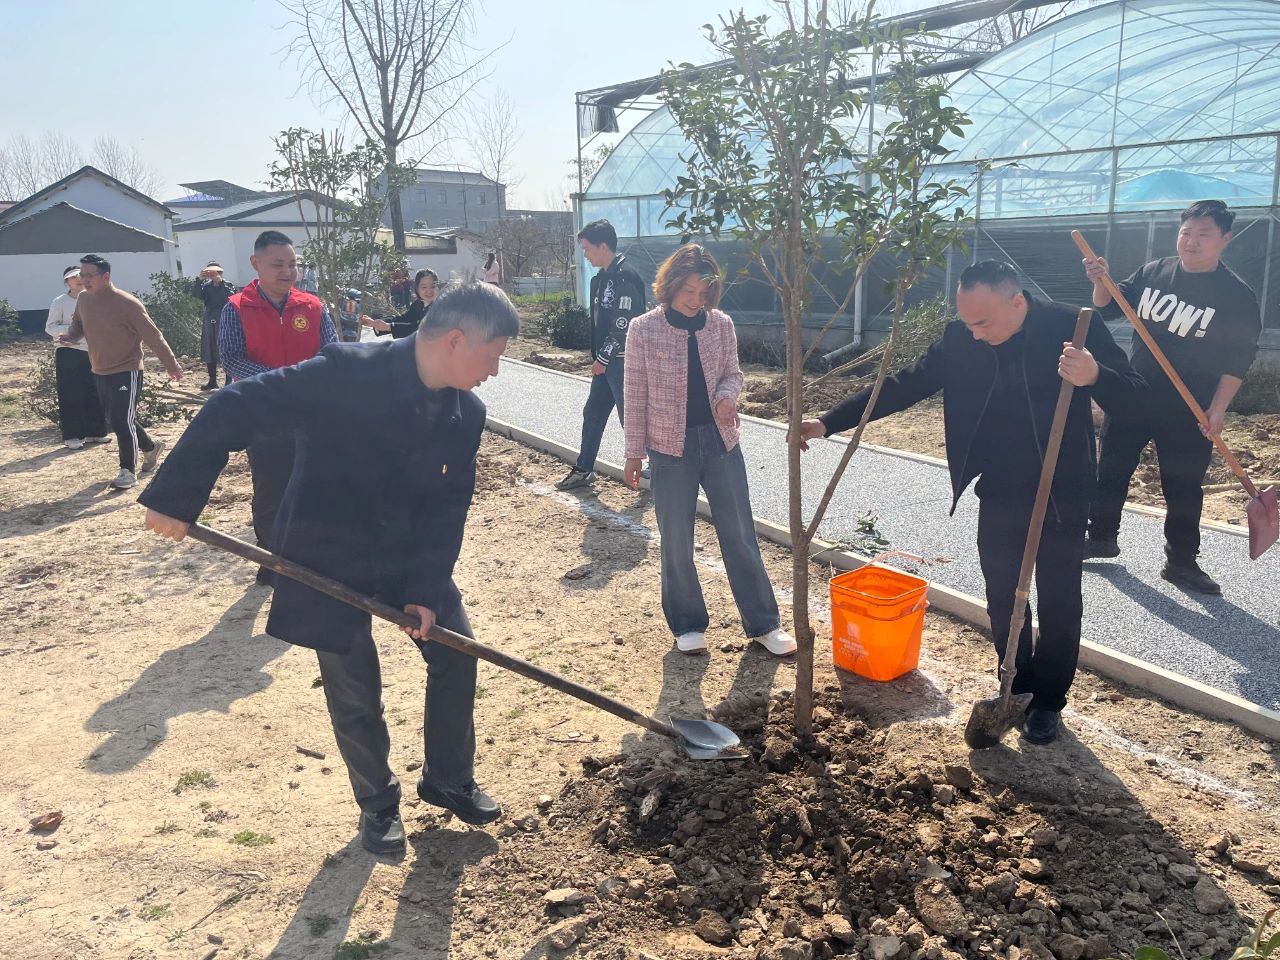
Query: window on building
438 190 447 204
478 193 486 206
414 188 427 202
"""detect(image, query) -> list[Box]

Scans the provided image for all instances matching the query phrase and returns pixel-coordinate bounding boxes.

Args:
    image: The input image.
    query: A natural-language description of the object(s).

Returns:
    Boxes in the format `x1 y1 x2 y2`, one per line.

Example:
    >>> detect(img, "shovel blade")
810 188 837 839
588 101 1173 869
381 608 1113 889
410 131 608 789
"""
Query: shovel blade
964 691 1034 750
669 718 746 760
1247 487 1279 560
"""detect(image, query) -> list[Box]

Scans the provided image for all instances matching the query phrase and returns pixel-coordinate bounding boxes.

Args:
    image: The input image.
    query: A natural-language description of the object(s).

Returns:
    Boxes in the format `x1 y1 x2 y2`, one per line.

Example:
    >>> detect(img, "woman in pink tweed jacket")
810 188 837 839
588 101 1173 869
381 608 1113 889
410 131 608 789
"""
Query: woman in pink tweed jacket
622 244 795 657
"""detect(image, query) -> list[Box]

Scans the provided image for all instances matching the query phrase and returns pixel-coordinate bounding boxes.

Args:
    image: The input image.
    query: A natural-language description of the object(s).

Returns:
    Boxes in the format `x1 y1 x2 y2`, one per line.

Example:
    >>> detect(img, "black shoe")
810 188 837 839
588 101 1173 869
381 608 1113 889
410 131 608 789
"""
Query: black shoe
1021 708 1061 745
359 805 405 855
1161 558 1221 595
555 468 596 491
255 566 275 587
1084 537 1120 560
200 382 217 392
417 779 502 825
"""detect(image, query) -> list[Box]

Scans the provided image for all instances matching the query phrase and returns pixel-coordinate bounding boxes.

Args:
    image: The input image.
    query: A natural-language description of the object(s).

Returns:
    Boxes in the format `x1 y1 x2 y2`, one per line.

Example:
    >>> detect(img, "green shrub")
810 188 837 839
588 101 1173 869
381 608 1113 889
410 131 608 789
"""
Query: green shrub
529 297 592 350
24 348 192 429
138 272 202 359
0 299 20 343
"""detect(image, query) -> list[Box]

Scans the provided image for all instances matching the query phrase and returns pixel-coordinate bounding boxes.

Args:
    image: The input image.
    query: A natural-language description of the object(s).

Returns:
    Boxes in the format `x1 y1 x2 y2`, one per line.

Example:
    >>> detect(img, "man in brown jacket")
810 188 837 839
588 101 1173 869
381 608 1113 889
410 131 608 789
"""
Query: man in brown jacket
63 254 184 489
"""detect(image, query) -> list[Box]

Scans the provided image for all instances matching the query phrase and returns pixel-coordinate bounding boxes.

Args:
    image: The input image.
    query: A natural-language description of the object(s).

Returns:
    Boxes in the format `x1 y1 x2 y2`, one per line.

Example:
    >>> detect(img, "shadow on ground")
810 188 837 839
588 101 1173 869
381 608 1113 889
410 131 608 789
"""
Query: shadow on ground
83 585 281 773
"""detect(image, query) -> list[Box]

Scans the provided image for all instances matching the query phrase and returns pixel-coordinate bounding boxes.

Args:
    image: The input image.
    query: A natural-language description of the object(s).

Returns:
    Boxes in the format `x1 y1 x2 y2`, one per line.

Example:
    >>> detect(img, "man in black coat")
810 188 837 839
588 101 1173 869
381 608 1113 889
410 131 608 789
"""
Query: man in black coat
797 261 1143 744
192 262 235 390
140 282 519 855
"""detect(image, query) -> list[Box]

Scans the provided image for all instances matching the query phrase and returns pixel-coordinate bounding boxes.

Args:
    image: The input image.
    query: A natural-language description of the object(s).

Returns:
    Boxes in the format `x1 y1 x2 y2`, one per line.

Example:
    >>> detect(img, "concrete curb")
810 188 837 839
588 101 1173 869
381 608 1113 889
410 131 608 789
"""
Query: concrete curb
484 412 1280 743
499 356 1249 538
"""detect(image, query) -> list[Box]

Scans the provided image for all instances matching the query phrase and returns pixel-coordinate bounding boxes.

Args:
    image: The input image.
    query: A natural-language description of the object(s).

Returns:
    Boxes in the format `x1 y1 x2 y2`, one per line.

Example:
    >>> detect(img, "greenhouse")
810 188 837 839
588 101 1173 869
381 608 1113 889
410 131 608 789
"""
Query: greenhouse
575 0 1280 350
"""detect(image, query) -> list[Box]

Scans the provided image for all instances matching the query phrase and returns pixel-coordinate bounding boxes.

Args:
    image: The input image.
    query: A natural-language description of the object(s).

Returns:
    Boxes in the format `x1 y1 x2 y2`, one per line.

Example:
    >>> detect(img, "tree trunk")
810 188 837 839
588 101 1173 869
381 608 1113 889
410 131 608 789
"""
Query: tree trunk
786 285 814 737
385 141 406 252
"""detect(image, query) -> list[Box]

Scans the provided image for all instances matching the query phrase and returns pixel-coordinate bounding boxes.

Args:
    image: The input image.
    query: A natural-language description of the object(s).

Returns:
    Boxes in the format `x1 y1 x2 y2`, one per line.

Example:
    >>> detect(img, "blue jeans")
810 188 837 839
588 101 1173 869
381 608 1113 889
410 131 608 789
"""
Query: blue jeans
649 424 780 638
574 360 625 472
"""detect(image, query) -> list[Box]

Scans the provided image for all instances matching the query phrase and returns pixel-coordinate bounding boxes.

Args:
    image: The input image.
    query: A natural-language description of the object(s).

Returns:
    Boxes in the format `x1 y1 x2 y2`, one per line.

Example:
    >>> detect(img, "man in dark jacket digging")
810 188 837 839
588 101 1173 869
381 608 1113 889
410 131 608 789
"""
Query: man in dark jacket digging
139 282 518 855
796 261 1143 745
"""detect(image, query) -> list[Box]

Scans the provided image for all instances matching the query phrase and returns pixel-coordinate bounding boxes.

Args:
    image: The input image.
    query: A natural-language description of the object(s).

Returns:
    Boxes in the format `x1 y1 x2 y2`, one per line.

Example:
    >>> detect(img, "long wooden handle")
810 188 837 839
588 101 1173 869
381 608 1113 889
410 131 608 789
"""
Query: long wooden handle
998 308 1092 700
1070 230 1259 499
184 523 682 741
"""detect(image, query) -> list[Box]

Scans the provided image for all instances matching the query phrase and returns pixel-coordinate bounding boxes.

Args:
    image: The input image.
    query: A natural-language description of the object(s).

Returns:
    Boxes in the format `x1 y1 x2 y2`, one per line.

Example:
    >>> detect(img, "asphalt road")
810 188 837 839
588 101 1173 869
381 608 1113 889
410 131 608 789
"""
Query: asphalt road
478 359 1280 712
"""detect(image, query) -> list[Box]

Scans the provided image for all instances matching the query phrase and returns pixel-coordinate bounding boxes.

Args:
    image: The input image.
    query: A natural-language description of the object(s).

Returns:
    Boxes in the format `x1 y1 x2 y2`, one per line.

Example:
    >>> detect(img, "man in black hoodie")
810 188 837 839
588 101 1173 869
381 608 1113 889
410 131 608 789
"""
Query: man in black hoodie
797 261 1143 744
557 219 647 490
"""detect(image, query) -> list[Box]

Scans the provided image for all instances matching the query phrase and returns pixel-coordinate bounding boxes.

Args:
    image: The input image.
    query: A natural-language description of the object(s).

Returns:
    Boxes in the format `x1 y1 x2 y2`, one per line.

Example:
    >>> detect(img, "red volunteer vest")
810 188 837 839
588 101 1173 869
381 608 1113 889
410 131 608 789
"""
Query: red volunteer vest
230 280 325 371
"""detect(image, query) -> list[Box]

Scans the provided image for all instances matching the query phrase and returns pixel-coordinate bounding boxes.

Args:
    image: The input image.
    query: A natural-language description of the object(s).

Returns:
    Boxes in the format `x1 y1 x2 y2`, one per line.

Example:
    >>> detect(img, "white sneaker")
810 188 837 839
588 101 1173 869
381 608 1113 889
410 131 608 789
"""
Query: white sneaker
753 628 797 657
64 438 84 450
110 469 137 490
141 439 165 474
85 436 112 445
675 632 708 654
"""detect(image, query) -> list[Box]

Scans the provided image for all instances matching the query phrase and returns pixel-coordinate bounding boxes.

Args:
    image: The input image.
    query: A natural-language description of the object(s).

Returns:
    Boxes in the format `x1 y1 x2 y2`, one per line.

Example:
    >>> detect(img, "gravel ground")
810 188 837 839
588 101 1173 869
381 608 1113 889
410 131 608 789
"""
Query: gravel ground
478 359 1280 712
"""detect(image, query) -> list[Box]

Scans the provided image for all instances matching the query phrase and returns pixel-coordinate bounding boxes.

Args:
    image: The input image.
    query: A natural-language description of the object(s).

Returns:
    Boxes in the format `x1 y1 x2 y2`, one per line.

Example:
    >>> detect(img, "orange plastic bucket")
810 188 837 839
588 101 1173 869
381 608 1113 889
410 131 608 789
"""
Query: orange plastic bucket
830 561 929 682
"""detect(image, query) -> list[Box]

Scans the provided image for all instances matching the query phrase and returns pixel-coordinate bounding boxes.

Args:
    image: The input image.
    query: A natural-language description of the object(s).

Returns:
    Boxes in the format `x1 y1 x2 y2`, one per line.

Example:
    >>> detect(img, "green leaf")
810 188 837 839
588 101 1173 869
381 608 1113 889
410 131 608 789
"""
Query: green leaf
1134 949 1172 960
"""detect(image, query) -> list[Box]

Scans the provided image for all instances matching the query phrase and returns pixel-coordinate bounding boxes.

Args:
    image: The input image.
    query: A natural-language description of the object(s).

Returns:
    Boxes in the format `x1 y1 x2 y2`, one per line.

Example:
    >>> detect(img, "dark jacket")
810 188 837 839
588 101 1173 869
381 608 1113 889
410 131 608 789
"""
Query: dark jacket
376 299 428 340
193 277 235 322
820 295 1144 514
139 337 483 653
589 254 647 366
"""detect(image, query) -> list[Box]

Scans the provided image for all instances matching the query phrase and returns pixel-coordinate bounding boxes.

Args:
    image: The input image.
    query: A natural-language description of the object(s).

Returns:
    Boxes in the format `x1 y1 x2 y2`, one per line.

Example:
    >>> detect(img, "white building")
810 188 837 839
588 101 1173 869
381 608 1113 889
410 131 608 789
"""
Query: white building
0 165 177 329
172 193 340 288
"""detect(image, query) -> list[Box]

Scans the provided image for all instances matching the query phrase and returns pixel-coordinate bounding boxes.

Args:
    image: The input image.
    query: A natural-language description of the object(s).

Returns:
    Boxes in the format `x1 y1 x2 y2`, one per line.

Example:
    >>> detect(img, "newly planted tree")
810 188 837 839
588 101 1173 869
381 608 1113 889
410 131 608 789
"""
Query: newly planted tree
269 128 413 336
663 2 973 733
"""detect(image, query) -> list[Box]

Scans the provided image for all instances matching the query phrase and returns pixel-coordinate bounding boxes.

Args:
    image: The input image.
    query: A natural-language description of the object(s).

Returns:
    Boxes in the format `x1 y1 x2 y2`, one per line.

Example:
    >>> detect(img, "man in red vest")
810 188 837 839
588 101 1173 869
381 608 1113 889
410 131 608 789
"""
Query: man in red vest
218 230 337 582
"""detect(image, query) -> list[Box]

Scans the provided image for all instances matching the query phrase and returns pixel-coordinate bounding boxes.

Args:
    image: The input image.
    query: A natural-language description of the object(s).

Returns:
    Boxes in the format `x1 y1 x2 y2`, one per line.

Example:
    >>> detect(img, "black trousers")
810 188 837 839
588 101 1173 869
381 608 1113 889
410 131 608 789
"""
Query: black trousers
315 590 477 813
977 495 1087 713
95 370 155 473
574 360 625 473
246 435 295 551
1089 407 1213 562
54 348 106 441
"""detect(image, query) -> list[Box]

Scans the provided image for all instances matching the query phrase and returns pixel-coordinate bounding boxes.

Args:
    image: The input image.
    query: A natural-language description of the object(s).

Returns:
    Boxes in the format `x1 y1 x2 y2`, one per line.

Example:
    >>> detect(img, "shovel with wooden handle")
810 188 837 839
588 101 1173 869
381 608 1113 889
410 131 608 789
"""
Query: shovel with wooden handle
964 308 1093 750
183 523 745 761
1071 230 1278 559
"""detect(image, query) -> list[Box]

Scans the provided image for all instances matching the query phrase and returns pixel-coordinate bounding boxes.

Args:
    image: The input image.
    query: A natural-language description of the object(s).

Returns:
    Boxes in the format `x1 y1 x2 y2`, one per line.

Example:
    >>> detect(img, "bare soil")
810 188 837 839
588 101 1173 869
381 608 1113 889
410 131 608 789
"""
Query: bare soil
3 342 1278 960
510 333 1279 527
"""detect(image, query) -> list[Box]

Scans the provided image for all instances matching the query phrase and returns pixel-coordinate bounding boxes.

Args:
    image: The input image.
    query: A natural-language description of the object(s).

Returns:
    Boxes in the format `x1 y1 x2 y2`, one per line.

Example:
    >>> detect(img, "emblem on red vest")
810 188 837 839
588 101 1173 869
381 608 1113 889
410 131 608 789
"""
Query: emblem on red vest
292 315 310 331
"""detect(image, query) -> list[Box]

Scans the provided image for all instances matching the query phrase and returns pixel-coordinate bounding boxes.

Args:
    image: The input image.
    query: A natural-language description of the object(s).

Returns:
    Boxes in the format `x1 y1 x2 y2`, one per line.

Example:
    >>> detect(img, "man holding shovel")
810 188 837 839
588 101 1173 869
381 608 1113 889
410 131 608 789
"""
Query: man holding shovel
139 282 518 855
1082 200 1262 595
797 262 1142 744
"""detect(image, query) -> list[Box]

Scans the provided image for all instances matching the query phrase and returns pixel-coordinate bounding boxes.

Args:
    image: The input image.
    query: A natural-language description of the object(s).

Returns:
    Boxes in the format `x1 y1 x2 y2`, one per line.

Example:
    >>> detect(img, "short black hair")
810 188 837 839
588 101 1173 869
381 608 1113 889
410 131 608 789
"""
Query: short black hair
418 281 519 343
1181 199 1235 234
577 219 617 251
959 259 1021 295
79 254 111 275
254 230 294 252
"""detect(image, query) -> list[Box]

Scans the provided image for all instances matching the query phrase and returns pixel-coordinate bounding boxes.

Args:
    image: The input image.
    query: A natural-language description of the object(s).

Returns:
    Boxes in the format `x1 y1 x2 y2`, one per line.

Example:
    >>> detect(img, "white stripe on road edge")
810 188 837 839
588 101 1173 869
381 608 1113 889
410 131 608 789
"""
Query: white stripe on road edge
519 475 1264 813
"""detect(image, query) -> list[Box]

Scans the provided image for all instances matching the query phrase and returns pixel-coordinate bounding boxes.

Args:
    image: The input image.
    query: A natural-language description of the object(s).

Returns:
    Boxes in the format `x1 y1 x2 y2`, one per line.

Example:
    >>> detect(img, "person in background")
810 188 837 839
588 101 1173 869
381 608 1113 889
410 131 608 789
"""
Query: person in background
557 219 647 491
1081 199 1261 595
45 265 108 450
623 244 796 658
339 289 363 342
362 269 440 339
192 261 236 390
390 268 412 310
299 261 320 295
218 230 337 582
62 255 184 489
482 253 501 285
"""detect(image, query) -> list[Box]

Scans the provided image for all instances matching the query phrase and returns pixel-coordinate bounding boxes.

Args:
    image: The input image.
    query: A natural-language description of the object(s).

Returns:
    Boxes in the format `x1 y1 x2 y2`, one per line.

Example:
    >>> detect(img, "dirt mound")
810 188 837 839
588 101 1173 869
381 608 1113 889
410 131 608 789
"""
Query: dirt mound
476 690 1254 959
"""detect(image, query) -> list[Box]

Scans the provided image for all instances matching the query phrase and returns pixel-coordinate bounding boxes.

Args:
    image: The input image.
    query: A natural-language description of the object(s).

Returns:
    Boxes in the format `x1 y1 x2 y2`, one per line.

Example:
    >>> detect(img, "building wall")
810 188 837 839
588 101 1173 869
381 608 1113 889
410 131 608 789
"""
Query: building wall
1 250 171 315
19 176 171 241
383 176 507 232
173 228 243 285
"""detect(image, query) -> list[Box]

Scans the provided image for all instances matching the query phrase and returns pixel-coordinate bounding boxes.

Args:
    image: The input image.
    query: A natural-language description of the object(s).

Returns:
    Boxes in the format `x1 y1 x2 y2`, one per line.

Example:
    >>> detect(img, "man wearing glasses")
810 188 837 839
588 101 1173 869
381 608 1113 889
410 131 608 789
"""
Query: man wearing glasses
1081 200 1261 595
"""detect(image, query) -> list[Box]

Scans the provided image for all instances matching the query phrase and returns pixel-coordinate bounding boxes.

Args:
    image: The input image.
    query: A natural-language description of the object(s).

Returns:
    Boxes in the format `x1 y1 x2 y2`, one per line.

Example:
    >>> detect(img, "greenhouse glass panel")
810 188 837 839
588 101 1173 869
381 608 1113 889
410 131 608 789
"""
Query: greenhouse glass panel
1114 136 1279 211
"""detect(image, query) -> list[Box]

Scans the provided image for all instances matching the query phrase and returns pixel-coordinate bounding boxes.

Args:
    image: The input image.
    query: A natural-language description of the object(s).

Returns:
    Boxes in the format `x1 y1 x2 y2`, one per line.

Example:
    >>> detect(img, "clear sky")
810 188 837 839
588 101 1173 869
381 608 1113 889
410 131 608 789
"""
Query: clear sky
0 0 803 208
